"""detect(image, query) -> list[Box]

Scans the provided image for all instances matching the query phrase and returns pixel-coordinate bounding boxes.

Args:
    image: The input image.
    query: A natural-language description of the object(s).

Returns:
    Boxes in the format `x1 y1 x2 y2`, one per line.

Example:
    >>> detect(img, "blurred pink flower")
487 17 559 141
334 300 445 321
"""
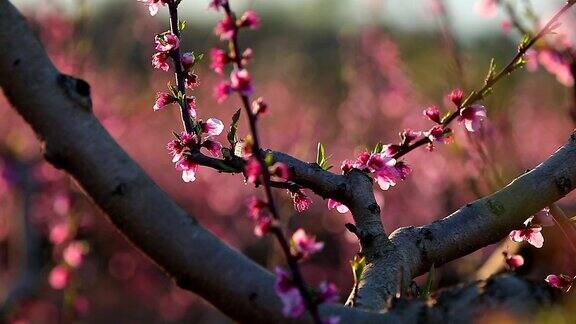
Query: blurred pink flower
327 199 349 214
239 10 261 29
215 15 236 40
317 281 339 303
458 104 487 132
208 0 227 11
270 162 290 180
291 229 324 258
48 265 70 290
245 157 262 184
210 48 230 74
138 0 167 16
474 0 497 18
504 253 524 270
230 69 254 96
274 267 305 318
214 82 232 103
63 241 87 268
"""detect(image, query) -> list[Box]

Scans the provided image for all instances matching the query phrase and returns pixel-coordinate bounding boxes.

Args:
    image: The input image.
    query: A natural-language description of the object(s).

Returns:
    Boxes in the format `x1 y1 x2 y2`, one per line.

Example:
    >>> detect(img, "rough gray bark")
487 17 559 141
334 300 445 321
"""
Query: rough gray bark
0 0 571 322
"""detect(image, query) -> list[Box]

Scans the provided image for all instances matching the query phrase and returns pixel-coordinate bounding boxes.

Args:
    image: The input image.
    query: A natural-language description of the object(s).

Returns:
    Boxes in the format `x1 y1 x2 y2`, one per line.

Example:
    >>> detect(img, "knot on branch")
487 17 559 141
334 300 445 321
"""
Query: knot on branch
57 74 92 112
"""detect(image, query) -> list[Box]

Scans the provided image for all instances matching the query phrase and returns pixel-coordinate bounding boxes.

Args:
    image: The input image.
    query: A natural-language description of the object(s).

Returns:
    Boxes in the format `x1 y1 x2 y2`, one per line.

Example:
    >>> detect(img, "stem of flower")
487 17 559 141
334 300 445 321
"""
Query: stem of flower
222 3 321 323
393 0 576 161
167 1 194 134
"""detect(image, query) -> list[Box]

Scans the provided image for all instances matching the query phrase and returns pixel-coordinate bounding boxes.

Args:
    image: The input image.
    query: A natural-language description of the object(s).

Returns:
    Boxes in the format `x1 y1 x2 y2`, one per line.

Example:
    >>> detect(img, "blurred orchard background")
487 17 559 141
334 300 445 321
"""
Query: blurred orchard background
1 0 576 322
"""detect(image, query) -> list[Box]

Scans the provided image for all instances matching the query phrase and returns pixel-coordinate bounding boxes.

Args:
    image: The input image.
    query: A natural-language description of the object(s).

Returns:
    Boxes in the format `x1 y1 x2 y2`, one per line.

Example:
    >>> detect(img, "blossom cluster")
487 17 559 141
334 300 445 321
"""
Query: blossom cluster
328 88 487 213
274 268 339 321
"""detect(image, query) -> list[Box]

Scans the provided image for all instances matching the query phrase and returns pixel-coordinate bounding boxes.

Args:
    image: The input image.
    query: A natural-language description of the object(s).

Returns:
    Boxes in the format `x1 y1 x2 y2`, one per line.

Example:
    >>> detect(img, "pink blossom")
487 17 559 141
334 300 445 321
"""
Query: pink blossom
292 190 312 212
322 317 341 324
187 96 197 118
181 52 195 70
425 125 453 144
246 197 272 236
214 82 232 103
48 265 70 290
366 154 401 190
525 49 539 72
254 216 272 237
201 118 224 136
270 162 290 180
400 130 421 144
458 104 487 132
247 196 267 219
208 0 227 11
274 268 305 318
230 69 254 96
501 20 512 34
538 49 574 87
154 31 180 52
63 241 87 268
340 160 354 173
353 151 371 170
317 281 339 303
292 229 324 258
153 92 176 111
152 52 170 71
167 132 195 163
448 88 464 107
201 139 222 157
184 73 199 89
241 48 254 66
504 253 524 270
509 227 544 248
327 199 349 214
215 15 236 40
252 97 268 115
245 157 262 184
474 0 497 18
138 0 167 16
175 158 198 183
545 274 574 291
49 223 69 245
209 48 230 74
423 106 441 124
239 10 261 29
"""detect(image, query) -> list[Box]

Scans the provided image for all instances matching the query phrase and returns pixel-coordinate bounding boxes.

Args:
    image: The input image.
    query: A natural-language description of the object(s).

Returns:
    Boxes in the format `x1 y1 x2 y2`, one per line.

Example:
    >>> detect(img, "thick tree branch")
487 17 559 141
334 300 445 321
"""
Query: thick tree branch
353 132 576 311
0 0 569 322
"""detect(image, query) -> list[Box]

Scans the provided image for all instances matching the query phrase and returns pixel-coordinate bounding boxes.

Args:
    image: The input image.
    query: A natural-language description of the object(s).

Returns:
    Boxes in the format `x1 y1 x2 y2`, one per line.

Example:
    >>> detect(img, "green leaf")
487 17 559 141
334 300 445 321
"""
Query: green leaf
178 20 187 32
264 153 274 167
316 142 326 166
227 109 241 146
484 58 497 85
422 264 435 299
195 53 204 62
350 255 366 284
373 142 384 154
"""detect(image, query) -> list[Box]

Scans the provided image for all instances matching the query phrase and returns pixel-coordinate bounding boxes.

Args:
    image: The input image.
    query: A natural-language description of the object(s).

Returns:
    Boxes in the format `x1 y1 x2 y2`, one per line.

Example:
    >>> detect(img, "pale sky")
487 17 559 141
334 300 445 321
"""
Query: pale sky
11 0 563 38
